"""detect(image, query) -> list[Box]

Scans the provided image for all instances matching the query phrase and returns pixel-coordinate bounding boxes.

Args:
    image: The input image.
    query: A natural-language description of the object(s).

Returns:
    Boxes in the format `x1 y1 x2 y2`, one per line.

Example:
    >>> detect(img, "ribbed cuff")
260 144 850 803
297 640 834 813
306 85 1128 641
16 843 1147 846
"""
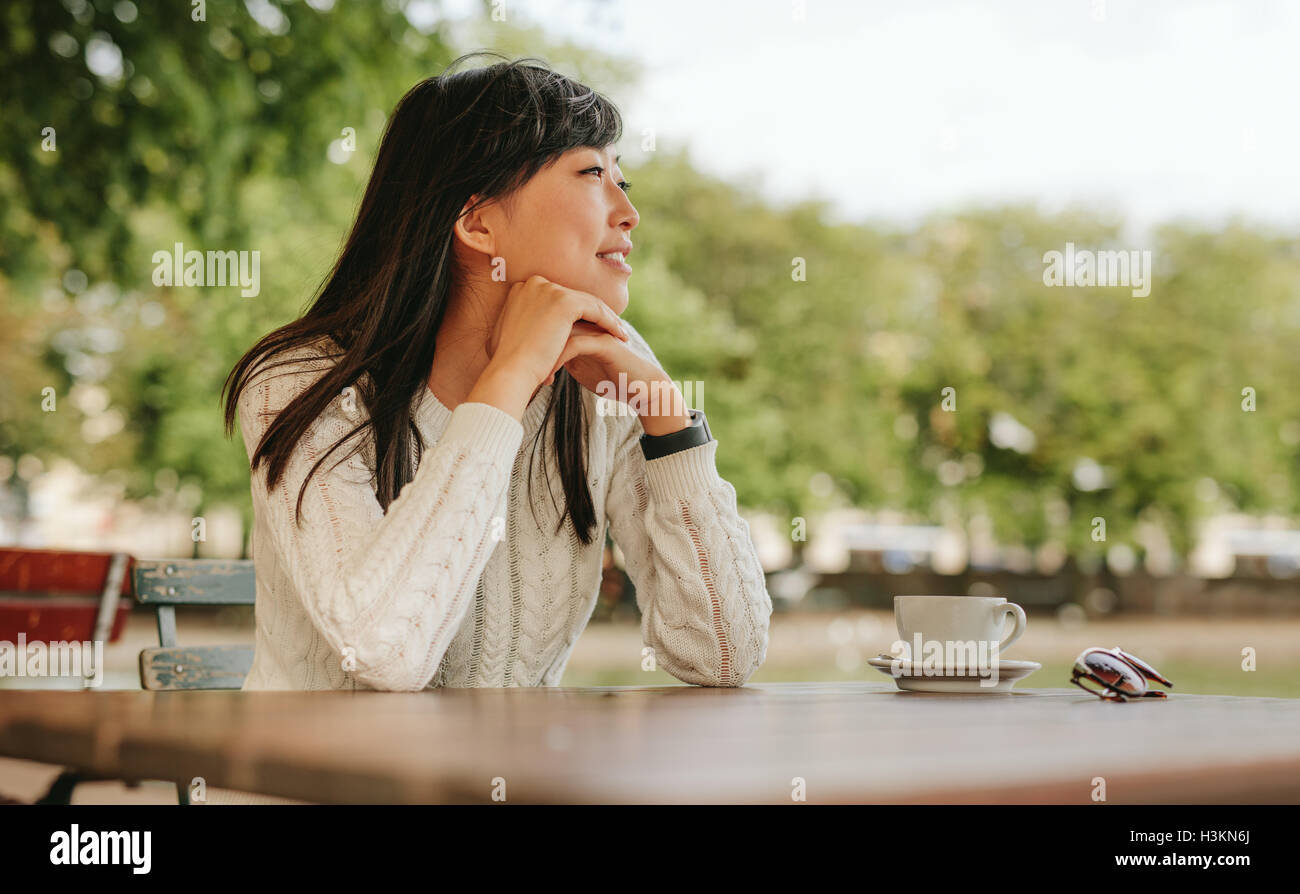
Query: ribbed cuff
442 401 525 460
643 438 724 505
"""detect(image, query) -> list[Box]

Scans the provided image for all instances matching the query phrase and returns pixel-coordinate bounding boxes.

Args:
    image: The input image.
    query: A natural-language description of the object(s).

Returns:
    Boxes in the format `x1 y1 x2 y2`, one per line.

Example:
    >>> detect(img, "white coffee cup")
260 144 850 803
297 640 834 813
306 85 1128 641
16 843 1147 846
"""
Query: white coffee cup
893 595 1027 658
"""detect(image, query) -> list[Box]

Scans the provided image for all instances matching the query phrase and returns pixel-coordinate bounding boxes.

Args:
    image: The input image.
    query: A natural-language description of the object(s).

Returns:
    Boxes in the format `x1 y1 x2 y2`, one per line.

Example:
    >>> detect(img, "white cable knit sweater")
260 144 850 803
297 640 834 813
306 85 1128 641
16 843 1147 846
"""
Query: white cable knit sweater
236 322 773 691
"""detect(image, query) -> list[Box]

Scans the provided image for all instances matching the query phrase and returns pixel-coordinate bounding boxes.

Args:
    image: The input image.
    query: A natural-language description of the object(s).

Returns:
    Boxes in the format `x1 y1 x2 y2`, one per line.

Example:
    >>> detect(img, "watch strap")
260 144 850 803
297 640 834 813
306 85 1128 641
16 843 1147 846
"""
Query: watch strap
639 408 712 461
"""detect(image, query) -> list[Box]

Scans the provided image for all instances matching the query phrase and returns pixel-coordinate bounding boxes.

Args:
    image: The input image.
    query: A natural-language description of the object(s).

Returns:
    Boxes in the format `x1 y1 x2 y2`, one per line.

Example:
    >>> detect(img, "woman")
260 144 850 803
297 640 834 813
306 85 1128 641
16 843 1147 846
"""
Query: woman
222 53 772 692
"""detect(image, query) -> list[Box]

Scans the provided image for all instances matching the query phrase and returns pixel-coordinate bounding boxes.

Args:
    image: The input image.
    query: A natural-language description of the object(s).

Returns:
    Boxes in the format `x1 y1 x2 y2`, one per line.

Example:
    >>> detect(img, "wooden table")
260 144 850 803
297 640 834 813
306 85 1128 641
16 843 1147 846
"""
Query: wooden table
1 683 1297 803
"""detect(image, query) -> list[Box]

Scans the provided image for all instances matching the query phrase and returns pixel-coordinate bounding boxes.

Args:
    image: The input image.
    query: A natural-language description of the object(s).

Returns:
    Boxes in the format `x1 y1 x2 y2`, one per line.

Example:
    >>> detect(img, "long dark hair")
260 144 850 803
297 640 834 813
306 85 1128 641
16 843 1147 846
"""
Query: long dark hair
222 52 623 546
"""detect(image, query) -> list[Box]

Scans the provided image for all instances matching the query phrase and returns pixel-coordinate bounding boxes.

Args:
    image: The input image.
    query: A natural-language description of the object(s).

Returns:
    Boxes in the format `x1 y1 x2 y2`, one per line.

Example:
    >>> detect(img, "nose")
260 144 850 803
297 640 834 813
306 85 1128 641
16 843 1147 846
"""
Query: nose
617 205 638 232
613 189 638 231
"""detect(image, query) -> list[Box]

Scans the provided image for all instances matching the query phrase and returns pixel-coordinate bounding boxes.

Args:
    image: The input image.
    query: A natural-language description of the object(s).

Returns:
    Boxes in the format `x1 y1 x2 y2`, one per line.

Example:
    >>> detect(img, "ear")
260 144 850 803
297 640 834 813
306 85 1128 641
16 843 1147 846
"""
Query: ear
452 194 497 256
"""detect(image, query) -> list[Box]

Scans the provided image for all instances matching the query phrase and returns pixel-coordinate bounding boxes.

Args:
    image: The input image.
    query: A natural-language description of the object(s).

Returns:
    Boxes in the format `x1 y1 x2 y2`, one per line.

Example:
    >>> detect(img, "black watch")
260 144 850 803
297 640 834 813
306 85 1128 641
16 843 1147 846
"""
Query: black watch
639 409 712 461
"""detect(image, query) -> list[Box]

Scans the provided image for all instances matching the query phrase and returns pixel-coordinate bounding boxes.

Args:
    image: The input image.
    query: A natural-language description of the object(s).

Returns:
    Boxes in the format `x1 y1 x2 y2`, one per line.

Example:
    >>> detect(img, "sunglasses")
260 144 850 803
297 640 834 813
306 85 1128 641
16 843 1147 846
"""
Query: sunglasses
1070 646 1173 701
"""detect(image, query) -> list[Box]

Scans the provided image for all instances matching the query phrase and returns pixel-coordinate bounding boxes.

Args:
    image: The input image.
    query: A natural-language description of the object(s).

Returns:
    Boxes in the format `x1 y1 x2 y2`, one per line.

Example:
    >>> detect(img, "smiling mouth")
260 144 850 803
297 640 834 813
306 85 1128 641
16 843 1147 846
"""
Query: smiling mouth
596 251 632 274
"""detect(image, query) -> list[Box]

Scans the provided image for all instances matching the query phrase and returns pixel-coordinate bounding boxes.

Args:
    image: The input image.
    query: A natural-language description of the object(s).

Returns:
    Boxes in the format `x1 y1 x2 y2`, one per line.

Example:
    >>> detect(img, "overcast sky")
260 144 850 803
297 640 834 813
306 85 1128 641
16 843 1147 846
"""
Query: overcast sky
436 0 1300 236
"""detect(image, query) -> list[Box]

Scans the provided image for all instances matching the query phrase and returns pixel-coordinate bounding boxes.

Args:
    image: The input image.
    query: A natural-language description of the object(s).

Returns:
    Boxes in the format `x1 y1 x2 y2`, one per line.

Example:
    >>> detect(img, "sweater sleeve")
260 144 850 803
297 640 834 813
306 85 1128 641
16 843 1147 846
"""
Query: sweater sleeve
603 328 773 687
237 356 523 691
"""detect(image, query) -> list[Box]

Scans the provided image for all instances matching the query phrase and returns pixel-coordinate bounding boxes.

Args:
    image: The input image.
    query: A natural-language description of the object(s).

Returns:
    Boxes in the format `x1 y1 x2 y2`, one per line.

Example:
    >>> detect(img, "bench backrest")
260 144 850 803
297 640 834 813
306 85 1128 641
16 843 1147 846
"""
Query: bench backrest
0 548 132 689
133 559 256 691
0 548 132 647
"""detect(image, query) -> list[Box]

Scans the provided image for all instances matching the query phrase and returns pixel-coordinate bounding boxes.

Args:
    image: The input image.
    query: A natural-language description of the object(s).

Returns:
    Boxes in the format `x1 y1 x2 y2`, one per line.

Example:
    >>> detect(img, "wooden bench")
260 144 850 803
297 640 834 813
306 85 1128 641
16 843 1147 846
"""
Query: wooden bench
0 548 133 671
0 547 131 804
22 557 257 804
133 559 256 803
135 559 255 692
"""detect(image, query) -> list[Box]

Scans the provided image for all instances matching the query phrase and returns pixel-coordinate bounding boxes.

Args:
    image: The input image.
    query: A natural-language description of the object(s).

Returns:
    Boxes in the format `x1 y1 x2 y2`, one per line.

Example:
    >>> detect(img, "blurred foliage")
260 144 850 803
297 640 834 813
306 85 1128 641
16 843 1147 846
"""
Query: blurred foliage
2 0 1298 566
629 148 1300 561
3 0 465 514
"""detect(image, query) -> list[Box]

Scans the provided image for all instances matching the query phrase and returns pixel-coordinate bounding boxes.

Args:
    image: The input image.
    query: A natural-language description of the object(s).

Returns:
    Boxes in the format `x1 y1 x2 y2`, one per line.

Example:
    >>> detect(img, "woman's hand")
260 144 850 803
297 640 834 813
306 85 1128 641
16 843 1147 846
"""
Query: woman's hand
545 321 653 391
550 321 693 435
484 274 630 390
477 274 689 433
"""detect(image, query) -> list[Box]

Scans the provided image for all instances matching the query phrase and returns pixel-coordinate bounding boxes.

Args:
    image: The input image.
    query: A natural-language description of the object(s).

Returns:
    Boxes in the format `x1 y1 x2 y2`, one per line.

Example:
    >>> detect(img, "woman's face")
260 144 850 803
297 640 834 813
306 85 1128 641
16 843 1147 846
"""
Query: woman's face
463 144 639 315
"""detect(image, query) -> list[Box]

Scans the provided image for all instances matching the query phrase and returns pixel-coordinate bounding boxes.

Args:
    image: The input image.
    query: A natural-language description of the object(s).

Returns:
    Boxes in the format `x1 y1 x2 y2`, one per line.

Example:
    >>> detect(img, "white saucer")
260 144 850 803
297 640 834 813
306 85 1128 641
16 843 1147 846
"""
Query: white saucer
867 655 1042 693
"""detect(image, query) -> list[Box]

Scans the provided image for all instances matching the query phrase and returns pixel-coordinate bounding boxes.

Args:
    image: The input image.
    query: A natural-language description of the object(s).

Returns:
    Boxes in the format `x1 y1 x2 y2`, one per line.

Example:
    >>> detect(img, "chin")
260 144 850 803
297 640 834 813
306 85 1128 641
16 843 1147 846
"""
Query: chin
589 284 629 315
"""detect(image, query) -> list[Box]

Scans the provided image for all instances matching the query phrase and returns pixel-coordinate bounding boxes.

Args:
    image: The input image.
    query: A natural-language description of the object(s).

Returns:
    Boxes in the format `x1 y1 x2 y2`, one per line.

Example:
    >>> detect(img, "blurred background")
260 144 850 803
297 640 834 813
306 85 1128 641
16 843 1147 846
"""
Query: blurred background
2 0 1299 697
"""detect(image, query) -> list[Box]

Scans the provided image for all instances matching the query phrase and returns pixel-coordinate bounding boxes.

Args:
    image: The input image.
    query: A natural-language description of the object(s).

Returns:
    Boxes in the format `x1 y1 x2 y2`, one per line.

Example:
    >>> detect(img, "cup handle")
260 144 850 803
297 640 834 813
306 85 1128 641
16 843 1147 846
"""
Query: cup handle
996 602 1027 654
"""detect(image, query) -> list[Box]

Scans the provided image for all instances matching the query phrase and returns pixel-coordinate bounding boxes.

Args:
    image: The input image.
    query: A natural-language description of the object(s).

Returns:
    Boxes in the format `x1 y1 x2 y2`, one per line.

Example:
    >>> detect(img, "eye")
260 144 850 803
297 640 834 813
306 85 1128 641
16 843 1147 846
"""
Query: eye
582 166 633 194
